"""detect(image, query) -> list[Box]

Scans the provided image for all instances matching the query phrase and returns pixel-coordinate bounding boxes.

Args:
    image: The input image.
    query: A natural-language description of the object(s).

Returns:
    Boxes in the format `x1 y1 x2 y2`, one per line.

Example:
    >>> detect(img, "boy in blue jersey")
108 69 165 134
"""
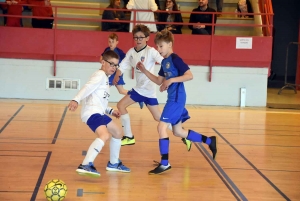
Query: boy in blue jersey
113 24 192 151
101 33 144 109
137 29 217 175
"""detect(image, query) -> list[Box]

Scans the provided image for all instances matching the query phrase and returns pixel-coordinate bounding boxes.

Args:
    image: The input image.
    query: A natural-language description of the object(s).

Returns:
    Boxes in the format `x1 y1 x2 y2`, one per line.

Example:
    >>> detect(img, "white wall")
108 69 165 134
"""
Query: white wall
0 58 268 106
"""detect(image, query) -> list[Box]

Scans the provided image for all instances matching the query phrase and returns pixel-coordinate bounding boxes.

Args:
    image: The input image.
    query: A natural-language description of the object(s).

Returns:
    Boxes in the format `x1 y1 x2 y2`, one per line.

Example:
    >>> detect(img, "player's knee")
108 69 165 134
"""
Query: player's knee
116 102 123 110
96 131 110 142
112 128 123 139
172 130 181 137
172 127 182 137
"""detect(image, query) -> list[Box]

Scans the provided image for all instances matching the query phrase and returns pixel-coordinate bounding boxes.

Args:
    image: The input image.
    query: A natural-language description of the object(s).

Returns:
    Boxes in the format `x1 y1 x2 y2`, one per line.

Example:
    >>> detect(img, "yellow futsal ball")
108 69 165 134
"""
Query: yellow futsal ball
44 179 68 201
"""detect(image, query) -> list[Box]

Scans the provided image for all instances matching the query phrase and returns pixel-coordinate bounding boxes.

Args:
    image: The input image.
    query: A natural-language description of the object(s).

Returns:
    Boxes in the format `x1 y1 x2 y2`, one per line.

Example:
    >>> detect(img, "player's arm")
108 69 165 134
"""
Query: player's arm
136 61 164 85
68 72 102 111
169 69 193 83
113 50 131 85
105 107 120 118
160 57 193 91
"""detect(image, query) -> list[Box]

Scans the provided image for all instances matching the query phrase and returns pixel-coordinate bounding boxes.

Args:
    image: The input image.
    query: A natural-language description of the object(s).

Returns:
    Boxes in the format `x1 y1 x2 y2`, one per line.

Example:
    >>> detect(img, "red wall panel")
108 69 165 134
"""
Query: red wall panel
0 27 272 71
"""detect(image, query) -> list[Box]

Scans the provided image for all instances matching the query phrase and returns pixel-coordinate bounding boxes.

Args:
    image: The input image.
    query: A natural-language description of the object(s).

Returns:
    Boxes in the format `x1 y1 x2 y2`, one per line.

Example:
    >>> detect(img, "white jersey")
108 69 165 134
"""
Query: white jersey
73 70 110 123
119 45 163 98
127 0 158 32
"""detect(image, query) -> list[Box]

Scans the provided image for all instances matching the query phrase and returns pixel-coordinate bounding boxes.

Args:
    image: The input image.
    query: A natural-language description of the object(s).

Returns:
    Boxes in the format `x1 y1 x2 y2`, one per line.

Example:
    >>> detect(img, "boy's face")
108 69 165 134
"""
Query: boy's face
156 41 172 58
108 38 118 50
133 31 149 49
101 57 119 75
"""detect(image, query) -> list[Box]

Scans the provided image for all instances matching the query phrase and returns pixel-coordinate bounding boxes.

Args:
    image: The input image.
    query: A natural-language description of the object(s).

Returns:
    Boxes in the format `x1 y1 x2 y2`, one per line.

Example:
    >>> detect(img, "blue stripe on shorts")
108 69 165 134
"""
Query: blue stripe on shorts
160 101 190 125
127 89 158 106
86 113 112 132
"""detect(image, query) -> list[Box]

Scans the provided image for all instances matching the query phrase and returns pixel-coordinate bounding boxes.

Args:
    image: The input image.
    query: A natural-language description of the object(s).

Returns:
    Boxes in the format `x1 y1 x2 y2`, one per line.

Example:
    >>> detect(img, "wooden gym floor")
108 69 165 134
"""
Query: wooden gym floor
0 88 299 201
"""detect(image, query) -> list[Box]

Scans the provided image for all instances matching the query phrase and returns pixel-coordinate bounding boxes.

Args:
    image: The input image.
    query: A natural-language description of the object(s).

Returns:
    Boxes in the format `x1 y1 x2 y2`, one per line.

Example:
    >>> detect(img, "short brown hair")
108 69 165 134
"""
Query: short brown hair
109 33 118 41
102 50 119 61
154 29 174 45
132 24 150 37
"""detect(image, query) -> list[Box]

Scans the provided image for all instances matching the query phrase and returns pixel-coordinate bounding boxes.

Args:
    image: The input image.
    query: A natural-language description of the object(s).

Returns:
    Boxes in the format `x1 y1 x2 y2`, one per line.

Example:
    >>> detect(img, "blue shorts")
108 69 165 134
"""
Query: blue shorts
160 101 190 125
109 72 125 86
128 89 158 106
86 113 112 132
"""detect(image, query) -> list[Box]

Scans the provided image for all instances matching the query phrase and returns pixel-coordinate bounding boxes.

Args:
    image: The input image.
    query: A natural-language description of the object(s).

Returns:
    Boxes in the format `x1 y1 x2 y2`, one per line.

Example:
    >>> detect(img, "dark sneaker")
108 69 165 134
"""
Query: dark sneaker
121 136 135 146
181 138 192 151
209 136 217 160
106 159 131 172
76 162 100 178
149 163 171 175
138 102 144 109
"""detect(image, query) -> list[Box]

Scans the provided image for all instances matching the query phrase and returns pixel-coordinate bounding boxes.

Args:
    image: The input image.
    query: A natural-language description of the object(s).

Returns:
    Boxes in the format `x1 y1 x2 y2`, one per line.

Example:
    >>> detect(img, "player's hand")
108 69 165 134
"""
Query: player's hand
68 100 78 111
159 79 172 92
112 110 120 119
136 62 146 73
113 74 120 85
193 22 201 29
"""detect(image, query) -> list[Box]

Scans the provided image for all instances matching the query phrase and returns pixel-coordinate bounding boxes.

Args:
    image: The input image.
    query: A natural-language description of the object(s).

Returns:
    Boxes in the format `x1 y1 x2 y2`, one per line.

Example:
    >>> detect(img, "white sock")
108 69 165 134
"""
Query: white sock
82 138 104 165
110 137 121 164
121 113 133 138
167 124 172 131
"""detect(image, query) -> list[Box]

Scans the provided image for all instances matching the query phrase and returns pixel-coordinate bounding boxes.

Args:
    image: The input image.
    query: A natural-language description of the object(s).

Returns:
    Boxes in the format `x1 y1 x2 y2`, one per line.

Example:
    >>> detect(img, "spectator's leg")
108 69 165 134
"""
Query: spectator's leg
3 9 7 26
31 18 39 28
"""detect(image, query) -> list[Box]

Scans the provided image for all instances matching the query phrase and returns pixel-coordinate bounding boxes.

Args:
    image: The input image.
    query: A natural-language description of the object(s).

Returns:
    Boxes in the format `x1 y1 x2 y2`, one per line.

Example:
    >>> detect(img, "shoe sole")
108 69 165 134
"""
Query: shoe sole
187 141 192 152
214 136 218 160
148 166 172 175
211 136 218 160
76 170 101 178
121 143 135 146
106 167 131 173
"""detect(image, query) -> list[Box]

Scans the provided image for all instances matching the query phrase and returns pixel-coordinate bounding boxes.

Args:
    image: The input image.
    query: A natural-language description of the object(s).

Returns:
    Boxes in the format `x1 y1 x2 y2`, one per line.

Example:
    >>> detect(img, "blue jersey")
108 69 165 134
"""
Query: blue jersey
101 47 126 64
158 53 190 103
102 47 126 85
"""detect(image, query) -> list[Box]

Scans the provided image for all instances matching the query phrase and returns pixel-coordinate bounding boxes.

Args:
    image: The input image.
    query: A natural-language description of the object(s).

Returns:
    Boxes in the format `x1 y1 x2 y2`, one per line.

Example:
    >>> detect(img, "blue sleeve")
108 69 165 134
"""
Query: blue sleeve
158 66 164 77
118 48 126 62
172 55 190 75
101 47 110 56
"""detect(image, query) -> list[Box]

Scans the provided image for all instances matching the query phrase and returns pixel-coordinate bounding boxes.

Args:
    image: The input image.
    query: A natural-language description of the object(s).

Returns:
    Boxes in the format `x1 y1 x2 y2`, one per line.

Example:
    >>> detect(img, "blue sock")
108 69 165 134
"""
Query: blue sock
186 130 211 145
159 138 169 166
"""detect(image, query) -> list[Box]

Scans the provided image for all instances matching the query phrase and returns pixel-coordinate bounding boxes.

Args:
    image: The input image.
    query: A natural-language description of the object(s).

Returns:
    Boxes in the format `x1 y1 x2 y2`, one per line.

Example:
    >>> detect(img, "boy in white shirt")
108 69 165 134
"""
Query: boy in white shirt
113 24 191 150
68 50 130 178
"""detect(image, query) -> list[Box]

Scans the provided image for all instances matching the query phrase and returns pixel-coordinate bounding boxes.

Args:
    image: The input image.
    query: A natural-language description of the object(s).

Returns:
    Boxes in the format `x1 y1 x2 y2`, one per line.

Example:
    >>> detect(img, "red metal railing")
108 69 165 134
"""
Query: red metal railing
0 1 274 81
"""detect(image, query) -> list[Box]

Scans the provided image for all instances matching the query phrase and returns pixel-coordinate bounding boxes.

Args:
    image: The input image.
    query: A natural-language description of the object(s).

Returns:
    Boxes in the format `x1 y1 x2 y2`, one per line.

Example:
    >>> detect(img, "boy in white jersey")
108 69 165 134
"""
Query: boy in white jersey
113 24 192 150
137 30 217 174
100 33 144 109
68 50 130 178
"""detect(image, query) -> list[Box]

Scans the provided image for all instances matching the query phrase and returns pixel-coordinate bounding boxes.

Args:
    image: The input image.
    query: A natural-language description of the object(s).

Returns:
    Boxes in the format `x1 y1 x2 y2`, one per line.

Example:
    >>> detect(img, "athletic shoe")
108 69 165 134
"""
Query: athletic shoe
209 136 217 160
149 162 171 175
106 159 131 172
76 162 100 178
121 136 135 146
181 138 192 151
139 102 144 109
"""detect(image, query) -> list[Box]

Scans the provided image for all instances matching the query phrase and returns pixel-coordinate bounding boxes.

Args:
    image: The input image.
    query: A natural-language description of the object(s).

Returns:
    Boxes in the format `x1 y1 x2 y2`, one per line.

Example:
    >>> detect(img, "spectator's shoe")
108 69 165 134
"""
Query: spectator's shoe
121 136 135 146
209 136 217 160
106 159 131 173
76 162 100 178
139 102 144 109
181 138 192 151
149 162 171 175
